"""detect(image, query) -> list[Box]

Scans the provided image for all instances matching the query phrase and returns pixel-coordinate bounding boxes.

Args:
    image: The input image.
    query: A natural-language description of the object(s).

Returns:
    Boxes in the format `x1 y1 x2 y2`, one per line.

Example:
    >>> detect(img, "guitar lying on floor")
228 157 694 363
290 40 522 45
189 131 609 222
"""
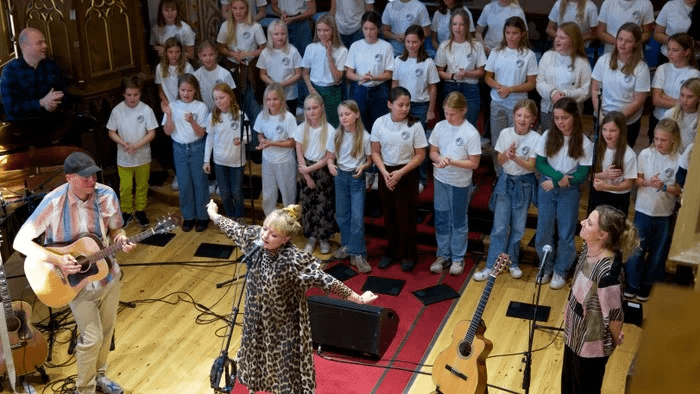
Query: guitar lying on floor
25 213 181 308
432 253 510 394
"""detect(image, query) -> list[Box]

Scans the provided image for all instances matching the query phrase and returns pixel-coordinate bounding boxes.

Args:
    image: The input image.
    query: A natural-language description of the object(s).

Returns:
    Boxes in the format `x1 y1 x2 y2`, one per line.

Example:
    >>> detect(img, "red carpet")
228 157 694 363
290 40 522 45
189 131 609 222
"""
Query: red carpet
233 237 474 394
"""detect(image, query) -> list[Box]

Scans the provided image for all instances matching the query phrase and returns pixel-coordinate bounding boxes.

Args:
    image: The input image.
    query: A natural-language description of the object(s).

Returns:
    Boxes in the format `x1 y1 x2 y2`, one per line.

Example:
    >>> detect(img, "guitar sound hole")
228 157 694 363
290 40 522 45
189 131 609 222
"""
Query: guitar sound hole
6 316 21 332
458 341 472 358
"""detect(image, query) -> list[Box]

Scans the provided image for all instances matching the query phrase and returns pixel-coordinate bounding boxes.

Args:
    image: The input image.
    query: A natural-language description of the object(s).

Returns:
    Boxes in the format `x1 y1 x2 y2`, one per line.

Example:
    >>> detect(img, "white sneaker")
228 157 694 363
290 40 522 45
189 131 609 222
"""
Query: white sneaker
550 273 566 290
319 239 331 254
333 246 348 259
209 181 217 195
365 173 375 190
450 260 465 275
304 237 317 253
473 267 489 281
537 272 552 285
171 177 179 191
350 255 372 273
418 183 425 194
509 266 523 279
371 174 379 190
430 257 448 274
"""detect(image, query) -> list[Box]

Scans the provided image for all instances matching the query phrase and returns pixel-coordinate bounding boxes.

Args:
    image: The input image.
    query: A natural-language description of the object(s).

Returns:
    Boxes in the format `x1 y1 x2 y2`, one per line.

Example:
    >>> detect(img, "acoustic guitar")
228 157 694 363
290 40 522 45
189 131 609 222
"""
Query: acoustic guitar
24 213 181 308
0 234 48 376
432 253 510 394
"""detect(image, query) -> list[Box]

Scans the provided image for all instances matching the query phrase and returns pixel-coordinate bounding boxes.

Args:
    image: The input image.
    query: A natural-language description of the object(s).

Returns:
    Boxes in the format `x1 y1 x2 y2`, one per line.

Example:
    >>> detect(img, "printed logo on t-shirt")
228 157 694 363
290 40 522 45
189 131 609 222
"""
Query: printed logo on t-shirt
520 145 530 156
405 14 416 23
623 75 633 84
466 52 474 61
516 59 524 68
567 64 574 72
415 68 424 77
137 115 144 123
664 167 676 179
276 125 284 134
242 31 251 40
401 130 410 140
455 137 465 147
231 121 238 129
375 54 383 63
282 57 291 66
632 11 641 21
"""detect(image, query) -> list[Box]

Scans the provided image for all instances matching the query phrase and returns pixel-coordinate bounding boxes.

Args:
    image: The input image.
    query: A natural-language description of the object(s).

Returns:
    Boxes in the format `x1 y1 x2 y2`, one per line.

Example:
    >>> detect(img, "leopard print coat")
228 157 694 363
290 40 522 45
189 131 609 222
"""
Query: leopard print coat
215 215 352 394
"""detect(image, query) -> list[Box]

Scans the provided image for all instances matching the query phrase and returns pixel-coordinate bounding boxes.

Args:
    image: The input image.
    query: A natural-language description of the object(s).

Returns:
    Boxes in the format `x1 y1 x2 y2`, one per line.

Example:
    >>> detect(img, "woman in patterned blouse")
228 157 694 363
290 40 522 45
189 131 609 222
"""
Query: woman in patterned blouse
562 204 639 394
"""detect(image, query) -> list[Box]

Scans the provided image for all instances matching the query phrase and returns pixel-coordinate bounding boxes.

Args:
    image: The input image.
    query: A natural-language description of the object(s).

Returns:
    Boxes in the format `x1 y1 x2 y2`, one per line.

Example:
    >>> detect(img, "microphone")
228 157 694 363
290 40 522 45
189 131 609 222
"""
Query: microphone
538 245 553 272
239 239 263 266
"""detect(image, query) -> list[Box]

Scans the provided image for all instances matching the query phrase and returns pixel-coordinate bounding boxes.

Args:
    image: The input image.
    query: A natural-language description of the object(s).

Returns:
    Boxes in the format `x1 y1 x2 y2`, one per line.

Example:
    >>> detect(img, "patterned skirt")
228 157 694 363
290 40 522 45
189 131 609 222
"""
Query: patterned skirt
299 159 337 239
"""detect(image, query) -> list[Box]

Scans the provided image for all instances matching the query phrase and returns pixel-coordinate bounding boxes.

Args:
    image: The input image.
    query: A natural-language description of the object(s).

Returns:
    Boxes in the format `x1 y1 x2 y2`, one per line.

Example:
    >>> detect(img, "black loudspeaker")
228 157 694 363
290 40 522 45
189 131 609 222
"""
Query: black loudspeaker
307 295 399 359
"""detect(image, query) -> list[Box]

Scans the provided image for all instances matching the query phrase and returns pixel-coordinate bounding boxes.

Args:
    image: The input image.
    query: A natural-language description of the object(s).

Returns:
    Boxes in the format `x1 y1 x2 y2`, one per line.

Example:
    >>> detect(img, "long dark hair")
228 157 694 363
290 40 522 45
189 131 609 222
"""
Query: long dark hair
388 86 418 127
399 25 429 62
594 111 627 173
545 97 584 159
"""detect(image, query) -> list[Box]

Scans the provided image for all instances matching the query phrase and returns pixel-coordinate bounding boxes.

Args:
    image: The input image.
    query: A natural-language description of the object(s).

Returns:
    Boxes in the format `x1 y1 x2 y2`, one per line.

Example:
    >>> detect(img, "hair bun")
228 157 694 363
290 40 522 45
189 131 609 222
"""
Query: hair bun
283 205 302 221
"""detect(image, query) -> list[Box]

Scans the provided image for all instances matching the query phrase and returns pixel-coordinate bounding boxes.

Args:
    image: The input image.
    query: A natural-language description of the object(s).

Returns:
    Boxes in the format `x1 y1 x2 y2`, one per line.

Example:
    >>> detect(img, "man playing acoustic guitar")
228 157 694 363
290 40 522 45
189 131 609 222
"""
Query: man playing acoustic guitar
13 151 134 394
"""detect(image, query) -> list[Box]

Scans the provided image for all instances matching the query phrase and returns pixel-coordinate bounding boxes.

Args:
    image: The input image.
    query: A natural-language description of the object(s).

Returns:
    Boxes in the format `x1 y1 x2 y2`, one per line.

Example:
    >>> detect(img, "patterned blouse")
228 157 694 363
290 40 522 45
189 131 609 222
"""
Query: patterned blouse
214 215 352 394
564 244 624 358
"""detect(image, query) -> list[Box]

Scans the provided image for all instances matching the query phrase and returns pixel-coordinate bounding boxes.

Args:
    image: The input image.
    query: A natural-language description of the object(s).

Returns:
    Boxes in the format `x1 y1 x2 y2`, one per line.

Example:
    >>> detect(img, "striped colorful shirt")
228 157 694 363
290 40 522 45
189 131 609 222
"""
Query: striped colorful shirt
564 244 624 358
21 183 123 288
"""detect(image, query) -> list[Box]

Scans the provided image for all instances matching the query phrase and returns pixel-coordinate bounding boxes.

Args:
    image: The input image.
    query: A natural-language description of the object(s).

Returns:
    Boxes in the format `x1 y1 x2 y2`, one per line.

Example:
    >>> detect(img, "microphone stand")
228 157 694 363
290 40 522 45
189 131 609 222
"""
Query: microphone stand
587 88 603 215
236 57 258 226
522 249 563 393
210 243 261 393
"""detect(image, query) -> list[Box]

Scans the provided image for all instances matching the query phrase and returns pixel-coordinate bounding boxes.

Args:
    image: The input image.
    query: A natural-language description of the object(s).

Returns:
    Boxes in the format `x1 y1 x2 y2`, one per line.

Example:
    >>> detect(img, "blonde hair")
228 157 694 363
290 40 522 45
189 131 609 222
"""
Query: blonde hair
263 204 302 236
447 8 476 52
314 13 343 49
669 78 700 127
301 93 330 152
595 205 639 257
266 19 289 52
513 98 538 119
224 0 252 49
443 91 467 111
557 0 587 28
159 37 187 78
262 83 288 118
653 118 682 157
334 100 367 159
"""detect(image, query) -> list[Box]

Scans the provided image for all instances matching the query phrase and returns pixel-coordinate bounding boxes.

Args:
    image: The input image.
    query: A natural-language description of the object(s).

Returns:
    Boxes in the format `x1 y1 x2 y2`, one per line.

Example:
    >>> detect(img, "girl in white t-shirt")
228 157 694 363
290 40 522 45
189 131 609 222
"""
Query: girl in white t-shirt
654 0 696 62
151 0 196 60
649 33 700 143
161 74 211 232
662 77 700 151
625 118 683 301
326 100 373 272
203 83 249 220
254 84 298 215
546 0 598 43
485 16 537 159
476 0 527 54
435 8 486 128
380 0 431 57
293 94 335 255
431 0 476 52
370 87 428 272
591 22 650 148
155 37 194 104
535 97 593 290
302 13 348 128
590 111 638 215
475 99 540 281
258 19 303 115
428 92 481 276
194 40 237 112
597 0 654 54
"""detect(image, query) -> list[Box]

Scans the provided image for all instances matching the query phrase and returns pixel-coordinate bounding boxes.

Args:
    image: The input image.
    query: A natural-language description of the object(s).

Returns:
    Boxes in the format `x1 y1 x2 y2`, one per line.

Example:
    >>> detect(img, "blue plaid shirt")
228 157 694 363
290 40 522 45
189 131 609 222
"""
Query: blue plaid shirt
0 57 65 121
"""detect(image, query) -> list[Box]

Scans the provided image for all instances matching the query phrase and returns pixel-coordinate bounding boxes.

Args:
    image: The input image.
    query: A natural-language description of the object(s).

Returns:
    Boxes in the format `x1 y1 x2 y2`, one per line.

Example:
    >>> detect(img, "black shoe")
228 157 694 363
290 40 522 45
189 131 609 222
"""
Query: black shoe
195 219 209 232
377 256 393 269
134 211 149 227
122 213 133 227
400 259 415 271
182 219 195 232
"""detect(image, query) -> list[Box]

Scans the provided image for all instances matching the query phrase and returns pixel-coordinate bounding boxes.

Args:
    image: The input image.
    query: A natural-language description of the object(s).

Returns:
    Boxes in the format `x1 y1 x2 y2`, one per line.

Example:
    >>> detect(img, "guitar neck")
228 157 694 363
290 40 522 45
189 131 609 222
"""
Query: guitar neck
0 246 14 320
85 228 157 264
465 274 496 344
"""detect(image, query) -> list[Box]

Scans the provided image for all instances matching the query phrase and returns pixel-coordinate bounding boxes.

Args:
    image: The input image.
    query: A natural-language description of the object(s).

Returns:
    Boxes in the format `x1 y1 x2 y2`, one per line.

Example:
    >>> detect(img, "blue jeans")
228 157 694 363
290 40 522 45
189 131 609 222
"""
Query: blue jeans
351 81 390 132
625 212 672 293
340 30 364 51
173 138 210 221
535 184 581 277
214 163 244 218
490 100 512 148
486 175 536 269
334 170 367 256
443 82 480 128
287 19 312 58
434 179 472 262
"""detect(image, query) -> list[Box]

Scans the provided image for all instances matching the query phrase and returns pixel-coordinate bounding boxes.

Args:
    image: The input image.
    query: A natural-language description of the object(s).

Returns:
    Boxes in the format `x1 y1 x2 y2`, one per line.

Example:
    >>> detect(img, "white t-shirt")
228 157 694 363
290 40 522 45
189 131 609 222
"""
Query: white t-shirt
150 22 196 47
335 0 375 36
651 63 700 119
598 145 637 194
535 130 593 174
591 53 651 124
548 0 598 40
431 6 476 44
485 47 538 109
277 0 308 16
253 111 298 164
194 65 237 111
258 45 303 99
293 121 334 162
392 57 440 103
476 2 527 51
326 128 372 172
434 40 487 85
216 21 266 64
494 127 540 176
162 100 209 144
598 0 654 53
428 119 482 187
107 101 158 167
204 111 249 168
661 108 698 151
345 39 395 87
656 0 693 56
536 51 592 113
221 0 267 12
370 114 428 166
155 63 195 104
381 0 431 35
302 42 349 87
680 143 694 169
635 147 680 216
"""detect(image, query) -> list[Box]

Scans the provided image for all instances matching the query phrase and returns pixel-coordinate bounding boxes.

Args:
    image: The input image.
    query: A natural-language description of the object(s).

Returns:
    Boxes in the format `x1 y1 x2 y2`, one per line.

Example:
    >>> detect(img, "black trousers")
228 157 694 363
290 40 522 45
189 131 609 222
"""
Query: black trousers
561 345 609 394
378 164 419 262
